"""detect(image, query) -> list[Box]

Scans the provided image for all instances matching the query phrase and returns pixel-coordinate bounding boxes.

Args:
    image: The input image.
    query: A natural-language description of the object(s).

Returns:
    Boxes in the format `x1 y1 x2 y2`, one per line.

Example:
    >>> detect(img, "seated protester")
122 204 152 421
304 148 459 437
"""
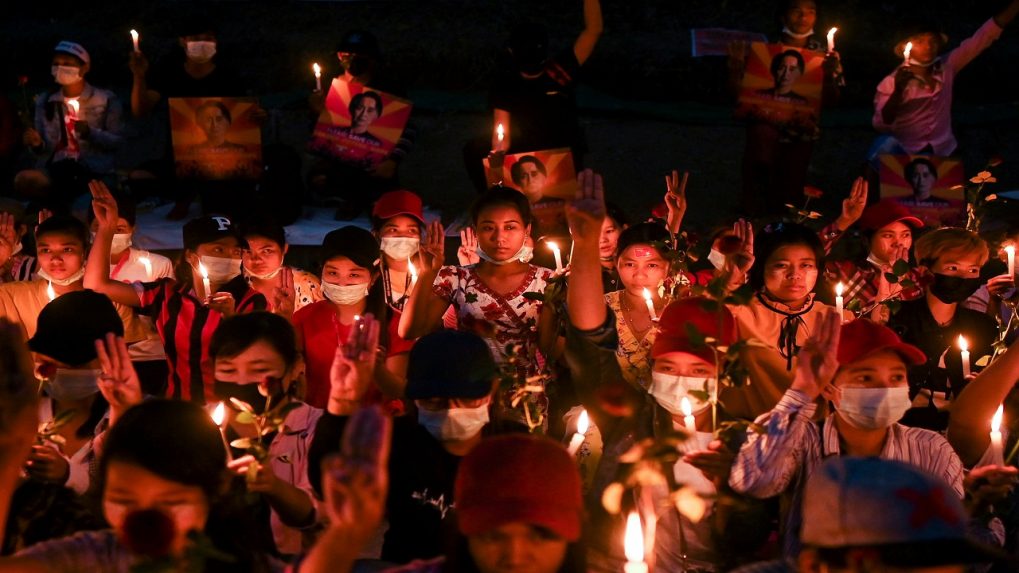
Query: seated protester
308 330 500 565
598 202 628 292
823 199 925 318
729 318 969 560
241 218 323 319
887 228 997 431
400 187 557 426
19 41 123 207
719 221 845 420
0 214 144 342
0 199 37 283
209 312 324 559
84 181 266 403
963 228 1019 347
563 174 769 571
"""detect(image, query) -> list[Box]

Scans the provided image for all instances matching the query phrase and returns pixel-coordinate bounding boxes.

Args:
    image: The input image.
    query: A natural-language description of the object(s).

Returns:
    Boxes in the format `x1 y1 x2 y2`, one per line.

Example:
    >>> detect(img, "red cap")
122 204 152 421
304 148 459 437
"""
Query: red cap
651 297 737 364
858 199 924 232
837 319 926 366
371 190 424 224
455 435 582 541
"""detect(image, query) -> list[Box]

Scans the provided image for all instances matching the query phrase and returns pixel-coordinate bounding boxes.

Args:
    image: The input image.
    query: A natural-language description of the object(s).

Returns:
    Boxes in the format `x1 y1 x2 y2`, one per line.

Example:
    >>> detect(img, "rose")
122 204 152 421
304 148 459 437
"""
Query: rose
803 185 824 199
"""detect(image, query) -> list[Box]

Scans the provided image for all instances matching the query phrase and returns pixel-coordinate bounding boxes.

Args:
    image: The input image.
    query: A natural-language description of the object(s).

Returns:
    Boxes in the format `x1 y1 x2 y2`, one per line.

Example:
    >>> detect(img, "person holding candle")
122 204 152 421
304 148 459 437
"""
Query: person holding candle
887 227 997 431
963 230 1019 348
240 218 323 320
85 181 266 403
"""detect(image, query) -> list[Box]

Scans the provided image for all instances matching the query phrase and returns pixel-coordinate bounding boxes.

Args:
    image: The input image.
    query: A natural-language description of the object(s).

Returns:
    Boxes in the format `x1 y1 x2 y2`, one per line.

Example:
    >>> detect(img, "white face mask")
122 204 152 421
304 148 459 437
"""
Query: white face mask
706 248 726 270
185 41 217 63
198 255 242 284
518 245 534 264
321 281 369 305
417 403 489 441
46 368 101 401
244 265 283 281
51 65 82 86
110 233 133 255
477 243 531 265
834 386 912 430
781 26 815 39
37 266 85 287
648 372 715 416
380 237 420 260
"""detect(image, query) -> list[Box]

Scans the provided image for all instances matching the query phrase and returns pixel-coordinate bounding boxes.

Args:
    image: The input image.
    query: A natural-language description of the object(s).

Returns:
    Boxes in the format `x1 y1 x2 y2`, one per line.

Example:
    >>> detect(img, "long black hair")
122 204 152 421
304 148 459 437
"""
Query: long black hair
749 221 825 291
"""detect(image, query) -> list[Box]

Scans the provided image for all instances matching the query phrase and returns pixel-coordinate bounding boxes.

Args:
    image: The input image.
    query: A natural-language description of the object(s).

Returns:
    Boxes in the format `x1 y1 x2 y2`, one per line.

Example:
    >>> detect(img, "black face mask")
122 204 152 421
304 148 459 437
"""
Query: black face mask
213 381 268 413
929 273 982 304
340 55 373 78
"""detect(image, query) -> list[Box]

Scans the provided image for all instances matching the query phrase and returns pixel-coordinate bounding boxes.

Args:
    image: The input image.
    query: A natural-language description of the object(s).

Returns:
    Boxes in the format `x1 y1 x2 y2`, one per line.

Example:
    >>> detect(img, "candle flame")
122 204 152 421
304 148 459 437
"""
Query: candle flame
212 402 226 426
198 262 209 279
313 62 321 77
624 512 644 563
130 29 139 41
904 42 913 61
642 287 652 302
992 405 1003 433
835 282 844 296
66 99 79 114
681 396 693 418
496 123 504 141
957 334 968 353
408 257 418 279
827 27 838 41
577 409 589 434
46 281 56 301
546 240 559 253
1005 245 1016 255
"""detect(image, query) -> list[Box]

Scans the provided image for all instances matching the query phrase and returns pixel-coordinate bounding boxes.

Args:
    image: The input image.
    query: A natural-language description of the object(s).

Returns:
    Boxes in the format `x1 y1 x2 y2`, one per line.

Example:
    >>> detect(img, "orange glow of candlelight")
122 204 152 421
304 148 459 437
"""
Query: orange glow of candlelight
992 405 1003 433
212 402 226 426
957 334 968 353
624 512 644 564
577 410 589 434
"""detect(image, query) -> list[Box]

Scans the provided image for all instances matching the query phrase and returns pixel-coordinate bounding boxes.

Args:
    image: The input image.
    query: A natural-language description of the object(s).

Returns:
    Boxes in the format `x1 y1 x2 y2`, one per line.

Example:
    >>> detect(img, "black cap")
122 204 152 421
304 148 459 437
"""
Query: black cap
29 290 124 366
405 331 498 400
320 226 379 269
182 215 245 251
336 30 381 58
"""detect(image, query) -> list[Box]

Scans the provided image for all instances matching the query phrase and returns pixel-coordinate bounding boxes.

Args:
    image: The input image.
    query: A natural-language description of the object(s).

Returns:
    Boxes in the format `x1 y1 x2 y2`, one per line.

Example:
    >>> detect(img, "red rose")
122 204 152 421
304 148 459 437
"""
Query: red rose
121 508 176 559
803 186 824 199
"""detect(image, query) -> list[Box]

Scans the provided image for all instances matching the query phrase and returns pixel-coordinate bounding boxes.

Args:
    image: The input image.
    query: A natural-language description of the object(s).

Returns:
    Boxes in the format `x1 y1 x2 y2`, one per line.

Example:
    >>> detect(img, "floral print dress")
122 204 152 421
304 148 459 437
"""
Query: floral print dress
606 290 657 389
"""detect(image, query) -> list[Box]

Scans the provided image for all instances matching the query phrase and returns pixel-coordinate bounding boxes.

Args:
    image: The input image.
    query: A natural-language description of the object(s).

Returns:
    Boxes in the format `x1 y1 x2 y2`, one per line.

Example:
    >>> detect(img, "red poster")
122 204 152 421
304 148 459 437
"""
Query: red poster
170 97 262 180
735 43 824 129
309 79 413 169
879 154 966 228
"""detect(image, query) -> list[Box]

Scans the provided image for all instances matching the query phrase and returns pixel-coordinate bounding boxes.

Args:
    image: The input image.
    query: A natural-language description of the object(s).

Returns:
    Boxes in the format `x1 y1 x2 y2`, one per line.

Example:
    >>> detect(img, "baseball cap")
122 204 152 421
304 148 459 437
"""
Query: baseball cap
372 190 424 224
803 457 1009 567
456 434 582 541
182 215 245 251
405 330 497 400
858 199 924 232
54 41 90 66
336 30 380 58
29 290 124 366
837 319 926 367
651 298 736 364
320 226 379 269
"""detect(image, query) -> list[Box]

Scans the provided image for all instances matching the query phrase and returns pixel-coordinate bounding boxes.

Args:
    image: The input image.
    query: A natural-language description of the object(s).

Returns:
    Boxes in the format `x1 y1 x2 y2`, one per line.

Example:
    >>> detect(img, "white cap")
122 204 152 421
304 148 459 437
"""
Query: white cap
54 41 90 66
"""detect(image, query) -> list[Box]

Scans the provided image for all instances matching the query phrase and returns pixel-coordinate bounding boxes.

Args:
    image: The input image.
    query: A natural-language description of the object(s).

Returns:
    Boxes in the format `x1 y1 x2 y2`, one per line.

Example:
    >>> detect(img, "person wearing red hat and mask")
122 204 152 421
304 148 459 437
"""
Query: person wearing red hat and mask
729 317 970 560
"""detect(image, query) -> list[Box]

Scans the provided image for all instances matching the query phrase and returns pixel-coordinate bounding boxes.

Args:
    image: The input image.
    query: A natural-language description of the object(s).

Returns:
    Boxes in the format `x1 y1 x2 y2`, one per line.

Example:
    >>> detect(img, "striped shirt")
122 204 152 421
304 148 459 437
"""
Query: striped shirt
729 389 963 558
134 275 266 403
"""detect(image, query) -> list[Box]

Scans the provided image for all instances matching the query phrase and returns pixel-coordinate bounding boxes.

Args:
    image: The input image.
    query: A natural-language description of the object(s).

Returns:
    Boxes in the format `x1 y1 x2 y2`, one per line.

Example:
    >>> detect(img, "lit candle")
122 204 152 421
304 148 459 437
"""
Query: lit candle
958 335 971 378
986 405 1002 464
312 63 322 92
198 261 212 301
826 27 838 53
46 281 56 302
835 282 844 321
1005 245 1015 279
496 123 504 144
903 41 913 66
642 288 657 321
681 397 696 434
547 241 563 272
130 29 140 53
623 512 648 573
566 410 589 456
66 99 79 118
211 402 234 463
138 256 152 281
407 257 418 291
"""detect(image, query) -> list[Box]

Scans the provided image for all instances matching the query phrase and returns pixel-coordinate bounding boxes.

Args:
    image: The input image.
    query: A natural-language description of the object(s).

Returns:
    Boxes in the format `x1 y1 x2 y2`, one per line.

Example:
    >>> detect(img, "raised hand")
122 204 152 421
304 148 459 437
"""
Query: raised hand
839 177 868 228
0 212 19 266
664 170 689 234
729 219 755 275
791 311 842 400
37 209 53 226
89 180 119 231
457 228 480 266
565 169 606 243
328 316 380 415
320 406 390 542
270 269 296 319
420 220 445 274
95 333 143 424
684 440 737 486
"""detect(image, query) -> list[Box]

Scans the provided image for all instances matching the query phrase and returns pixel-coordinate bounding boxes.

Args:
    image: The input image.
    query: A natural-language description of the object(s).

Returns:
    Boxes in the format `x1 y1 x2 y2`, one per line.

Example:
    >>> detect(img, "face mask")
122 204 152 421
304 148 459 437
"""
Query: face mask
781 27 815 39
518 245 535 264
37 266 85 287
214 380 268 413
380 237 420 260
477 243 531 265
185 41 217 63
929 273 982 304
244 265 283 281
46 368 101 401
418 403 490 441
110 233 133 255
648 372 715 416
198 256 242 284
51 65 81 86
321 281 369 305
834 386 911 430
707 248 726 270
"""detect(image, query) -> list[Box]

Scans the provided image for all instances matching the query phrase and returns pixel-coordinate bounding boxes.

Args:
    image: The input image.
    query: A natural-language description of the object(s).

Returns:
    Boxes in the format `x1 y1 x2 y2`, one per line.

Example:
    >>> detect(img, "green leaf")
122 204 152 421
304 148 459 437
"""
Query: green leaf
845 298 862 312
229 398 254 414
235 411 256 425
900 279 915 289
522 292 545 301
883 272 899 284
465 292 479 304
892 259 912 276
688 390 710 403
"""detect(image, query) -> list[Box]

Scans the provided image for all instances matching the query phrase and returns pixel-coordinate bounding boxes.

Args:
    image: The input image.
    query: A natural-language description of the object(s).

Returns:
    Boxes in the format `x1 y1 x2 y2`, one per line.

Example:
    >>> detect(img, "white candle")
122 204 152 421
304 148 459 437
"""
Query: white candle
138 256 152 281
1005 245 1015 279
46 281 56 302
566 410 589 456
407 257 418 291
547 241 563 272
681 397 696 434
642 288 657 321
623 512 648 573
958 335 970 378
66 99 79 118
496 123 504 143
211 402 234 463
903 41 913 66
835 282 844 321
313 63 322 92
990 405 1005 466
826 27 838 53
198 261 212 301
130 29 140 53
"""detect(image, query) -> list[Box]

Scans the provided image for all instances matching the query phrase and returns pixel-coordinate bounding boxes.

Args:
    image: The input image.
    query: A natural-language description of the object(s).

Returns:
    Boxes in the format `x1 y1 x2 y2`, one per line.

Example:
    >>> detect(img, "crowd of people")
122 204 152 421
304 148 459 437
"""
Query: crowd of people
0 0 1017 572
